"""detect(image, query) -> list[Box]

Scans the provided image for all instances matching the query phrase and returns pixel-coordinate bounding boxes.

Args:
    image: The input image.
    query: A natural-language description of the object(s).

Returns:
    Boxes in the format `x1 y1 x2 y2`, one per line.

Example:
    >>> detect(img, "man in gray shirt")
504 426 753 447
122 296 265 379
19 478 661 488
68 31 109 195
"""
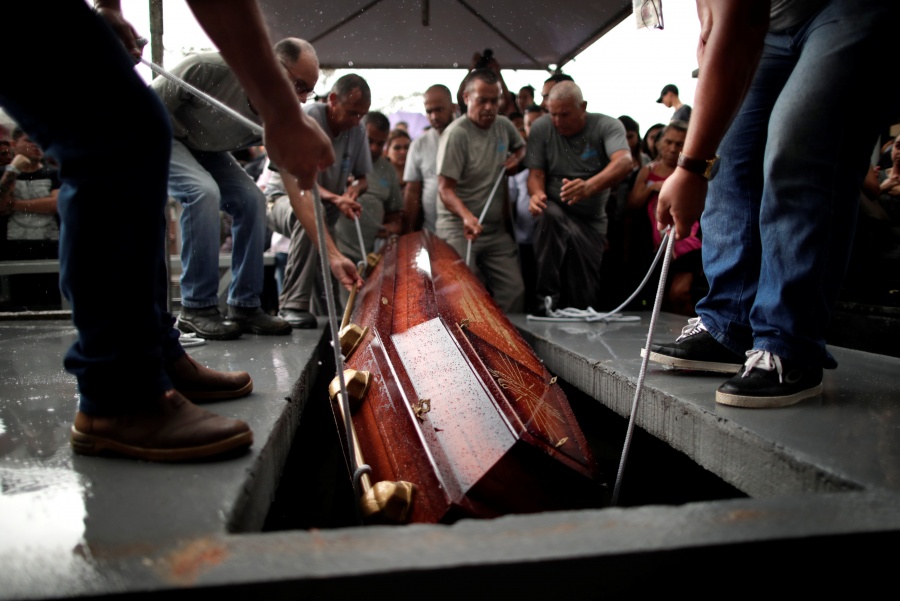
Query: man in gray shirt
266 74 372 327
526 81 631 313
334 111 402 265
437 68 526 313
403 84 457 233
152 38 318 339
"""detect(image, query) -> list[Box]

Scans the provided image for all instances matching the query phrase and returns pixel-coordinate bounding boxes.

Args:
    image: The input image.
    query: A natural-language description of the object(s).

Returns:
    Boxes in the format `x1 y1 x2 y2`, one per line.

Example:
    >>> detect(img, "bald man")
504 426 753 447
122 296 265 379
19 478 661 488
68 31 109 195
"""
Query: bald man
526 81 631 313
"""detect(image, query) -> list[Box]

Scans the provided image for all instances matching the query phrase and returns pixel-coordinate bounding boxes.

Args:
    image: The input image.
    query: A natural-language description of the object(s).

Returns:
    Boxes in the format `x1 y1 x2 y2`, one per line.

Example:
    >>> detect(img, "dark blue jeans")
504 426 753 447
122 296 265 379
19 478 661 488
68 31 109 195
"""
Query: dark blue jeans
696 0 896 369
0 2 183 414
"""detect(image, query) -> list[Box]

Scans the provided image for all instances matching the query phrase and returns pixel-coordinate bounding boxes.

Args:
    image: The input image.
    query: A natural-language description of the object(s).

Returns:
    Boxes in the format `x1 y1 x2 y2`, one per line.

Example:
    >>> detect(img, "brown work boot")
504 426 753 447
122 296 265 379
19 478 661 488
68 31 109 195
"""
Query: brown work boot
167 352 253 402
70 390 253 462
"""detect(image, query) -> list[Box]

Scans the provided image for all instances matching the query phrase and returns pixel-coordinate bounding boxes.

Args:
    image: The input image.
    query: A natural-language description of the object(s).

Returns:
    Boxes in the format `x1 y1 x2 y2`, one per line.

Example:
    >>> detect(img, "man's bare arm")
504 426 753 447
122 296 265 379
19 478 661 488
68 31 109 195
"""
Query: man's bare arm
656 0 770 238
281 170 363 290
184 0 334 188
560 149 631 205
526 168 548 216
438 175 481 240
403 180 423 232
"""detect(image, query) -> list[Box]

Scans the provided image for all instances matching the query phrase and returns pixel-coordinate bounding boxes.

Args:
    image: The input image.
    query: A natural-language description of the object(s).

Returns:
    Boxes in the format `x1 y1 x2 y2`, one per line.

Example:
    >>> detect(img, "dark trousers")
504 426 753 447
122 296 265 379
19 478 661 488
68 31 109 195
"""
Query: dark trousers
1 2 182 414
533 200 606 311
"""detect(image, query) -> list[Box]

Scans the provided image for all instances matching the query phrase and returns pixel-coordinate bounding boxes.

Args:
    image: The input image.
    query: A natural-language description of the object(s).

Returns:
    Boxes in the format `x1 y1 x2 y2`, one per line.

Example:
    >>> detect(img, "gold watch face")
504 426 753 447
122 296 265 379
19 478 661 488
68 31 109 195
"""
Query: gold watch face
704 156 720 180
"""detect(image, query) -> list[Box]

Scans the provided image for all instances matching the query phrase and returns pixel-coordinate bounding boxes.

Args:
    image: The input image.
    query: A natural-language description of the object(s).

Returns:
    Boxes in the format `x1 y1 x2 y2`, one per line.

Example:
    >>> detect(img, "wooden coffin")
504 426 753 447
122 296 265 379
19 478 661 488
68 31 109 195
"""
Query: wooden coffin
331 230 602 524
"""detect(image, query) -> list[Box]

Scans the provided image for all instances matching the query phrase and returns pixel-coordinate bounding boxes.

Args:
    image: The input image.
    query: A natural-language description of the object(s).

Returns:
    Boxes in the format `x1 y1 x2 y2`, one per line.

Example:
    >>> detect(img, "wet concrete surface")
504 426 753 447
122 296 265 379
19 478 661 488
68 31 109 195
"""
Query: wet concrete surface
0 319 325 598
511 313 900 495
2 314 900 598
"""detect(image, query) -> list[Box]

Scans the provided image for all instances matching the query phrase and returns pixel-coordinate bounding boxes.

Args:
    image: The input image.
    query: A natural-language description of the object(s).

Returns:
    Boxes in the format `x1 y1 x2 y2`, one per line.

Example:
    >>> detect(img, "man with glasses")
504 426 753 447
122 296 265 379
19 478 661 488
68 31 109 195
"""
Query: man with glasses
268 74 372 327
151 37 318 339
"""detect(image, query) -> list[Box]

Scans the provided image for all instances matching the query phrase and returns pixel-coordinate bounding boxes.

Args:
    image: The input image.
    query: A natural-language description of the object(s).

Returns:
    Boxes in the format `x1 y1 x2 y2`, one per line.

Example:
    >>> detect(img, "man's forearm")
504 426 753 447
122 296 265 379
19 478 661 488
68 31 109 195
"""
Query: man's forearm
585 153 632 196
284 173 342 261
527 169 546 197
685 0 769 160
402 181 423 232
347 176 367 201
438 177 474 221
186 0 295 126
0 171 17 205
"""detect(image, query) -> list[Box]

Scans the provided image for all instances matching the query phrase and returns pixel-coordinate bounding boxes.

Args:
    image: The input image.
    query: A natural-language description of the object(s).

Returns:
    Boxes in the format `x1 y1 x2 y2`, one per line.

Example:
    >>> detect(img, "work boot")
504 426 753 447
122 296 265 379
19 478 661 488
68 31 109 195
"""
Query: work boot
176 306 243 341
167 352 252 402
278 308 318 329
227 305 292 335
70 390 253 462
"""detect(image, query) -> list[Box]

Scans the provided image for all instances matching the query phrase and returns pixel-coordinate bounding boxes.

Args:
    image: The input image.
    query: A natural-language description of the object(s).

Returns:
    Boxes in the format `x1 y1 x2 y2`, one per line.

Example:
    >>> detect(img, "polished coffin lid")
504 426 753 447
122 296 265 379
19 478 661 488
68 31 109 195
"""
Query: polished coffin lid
333 230 601 523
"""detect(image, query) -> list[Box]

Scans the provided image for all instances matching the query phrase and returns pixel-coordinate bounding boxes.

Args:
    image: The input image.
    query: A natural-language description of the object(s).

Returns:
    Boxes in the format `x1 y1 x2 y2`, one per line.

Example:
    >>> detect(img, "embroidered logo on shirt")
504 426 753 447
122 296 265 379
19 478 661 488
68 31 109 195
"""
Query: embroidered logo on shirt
580 147 598 161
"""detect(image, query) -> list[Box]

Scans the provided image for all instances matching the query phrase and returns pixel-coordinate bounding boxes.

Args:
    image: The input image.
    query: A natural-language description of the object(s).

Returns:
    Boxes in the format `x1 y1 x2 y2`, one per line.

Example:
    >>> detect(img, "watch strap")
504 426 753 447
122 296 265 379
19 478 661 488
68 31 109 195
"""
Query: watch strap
677 152 718 180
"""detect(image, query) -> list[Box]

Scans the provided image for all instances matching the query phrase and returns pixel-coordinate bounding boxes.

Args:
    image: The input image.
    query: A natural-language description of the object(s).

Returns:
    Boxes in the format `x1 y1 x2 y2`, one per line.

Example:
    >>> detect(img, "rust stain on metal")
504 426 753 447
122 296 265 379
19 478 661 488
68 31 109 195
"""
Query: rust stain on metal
163 539 229 585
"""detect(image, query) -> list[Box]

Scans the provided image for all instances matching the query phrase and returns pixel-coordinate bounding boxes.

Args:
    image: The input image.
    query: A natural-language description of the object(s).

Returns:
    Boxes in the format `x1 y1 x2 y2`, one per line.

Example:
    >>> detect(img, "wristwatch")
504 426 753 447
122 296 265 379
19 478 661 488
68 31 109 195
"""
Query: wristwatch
677 152 719 180
5 164 21 175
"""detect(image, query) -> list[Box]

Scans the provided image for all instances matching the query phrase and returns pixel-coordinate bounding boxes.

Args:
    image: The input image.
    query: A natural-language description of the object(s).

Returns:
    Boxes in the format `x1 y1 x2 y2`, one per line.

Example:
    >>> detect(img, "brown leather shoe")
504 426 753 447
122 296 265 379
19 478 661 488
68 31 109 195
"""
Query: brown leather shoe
70 390 253 462
168 353 253 402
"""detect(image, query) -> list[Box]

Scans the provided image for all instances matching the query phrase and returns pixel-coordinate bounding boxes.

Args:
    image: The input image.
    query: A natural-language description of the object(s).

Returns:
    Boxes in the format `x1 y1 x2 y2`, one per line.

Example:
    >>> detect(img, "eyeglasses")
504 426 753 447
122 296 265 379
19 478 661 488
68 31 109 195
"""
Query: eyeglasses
280 61 315 102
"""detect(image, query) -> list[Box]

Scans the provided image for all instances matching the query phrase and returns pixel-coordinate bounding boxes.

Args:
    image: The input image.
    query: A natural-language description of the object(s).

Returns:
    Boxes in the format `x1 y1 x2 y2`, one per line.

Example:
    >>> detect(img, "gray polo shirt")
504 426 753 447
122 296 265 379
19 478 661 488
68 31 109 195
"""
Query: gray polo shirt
150 52 261 152
436 115 524 229
334 156 402 262
403 127 441 232
525 112 628 225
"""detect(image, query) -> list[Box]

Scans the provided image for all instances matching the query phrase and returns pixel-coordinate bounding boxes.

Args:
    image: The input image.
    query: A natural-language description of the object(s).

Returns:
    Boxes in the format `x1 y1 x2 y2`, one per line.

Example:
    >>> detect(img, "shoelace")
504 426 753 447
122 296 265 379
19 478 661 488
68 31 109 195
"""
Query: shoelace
675 316 707 341
742 349 783 383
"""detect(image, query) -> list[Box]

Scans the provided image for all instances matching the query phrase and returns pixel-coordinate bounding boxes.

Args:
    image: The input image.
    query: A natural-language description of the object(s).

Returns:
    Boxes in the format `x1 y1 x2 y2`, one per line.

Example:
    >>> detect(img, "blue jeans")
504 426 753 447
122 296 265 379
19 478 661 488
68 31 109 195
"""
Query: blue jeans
696 0 896 369
0 1 183 414
168 140 266 309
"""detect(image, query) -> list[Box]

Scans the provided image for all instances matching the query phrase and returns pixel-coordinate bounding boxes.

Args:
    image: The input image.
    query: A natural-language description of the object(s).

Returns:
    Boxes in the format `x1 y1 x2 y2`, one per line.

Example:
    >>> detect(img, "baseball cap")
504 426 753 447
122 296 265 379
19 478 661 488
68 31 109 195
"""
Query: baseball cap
656 84 678 103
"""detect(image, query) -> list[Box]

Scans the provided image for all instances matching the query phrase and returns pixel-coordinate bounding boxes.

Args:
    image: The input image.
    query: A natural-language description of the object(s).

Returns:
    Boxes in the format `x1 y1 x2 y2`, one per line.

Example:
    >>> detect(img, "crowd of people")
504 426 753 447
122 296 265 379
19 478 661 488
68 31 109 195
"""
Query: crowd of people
232 63 708 325
1 0 895 463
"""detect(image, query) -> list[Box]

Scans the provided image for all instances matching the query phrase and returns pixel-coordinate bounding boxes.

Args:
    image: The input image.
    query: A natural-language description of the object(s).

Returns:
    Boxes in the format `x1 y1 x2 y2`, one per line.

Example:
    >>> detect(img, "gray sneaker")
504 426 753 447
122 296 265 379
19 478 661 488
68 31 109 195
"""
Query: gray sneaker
227 306 292 335
177 306 243 341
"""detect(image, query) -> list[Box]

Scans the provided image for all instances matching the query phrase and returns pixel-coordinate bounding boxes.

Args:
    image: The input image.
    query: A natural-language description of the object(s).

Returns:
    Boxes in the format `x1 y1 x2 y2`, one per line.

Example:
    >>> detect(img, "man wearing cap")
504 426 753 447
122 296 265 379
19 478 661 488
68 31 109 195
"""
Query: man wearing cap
657 83 691 122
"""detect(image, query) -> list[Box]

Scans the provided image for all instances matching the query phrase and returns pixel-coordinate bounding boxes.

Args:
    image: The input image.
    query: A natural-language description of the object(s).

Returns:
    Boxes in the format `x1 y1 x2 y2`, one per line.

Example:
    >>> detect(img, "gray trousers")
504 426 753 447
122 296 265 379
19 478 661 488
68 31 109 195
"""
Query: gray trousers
268 194 338 314
437 224 525 314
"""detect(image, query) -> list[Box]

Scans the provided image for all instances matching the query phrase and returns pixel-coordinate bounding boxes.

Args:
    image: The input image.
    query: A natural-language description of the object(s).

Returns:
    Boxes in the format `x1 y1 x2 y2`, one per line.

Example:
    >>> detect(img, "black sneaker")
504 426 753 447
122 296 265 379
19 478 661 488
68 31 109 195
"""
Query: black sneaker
716 350 823 408
227 306 292 335
278 308 318 329
177 306 243 341
642 317 745 373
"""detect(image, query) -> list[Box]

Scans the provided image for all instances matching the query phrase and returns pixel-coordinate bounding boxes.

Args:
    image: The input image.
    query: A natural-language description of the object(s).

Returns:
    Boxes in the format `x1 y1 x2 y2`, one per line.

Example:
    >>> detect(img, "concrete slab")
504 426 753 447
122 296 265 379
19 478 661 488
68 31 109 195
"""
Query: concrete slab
0 320 325 595
510 313 900 496
3 313 900 599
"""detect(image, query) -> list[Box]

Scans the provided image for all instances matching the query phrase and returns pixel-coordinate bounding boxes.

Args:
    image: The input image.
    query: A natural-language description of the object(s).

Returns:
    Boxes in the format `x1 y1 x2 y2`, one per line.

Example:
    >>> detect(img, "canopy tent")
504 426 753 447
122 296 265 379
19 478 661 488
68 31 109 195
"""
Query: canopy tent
256 0 633 71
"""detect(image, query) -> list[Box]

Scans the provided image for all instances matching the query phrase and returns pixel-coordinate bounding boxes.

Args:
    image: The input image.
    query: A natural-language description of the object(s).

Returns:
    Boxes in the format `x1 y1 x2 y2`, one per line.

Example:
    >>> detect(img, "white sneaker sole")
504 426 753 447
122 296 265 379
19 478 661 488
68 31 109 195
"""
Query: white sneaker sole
715 382 823 408
642 348 743 374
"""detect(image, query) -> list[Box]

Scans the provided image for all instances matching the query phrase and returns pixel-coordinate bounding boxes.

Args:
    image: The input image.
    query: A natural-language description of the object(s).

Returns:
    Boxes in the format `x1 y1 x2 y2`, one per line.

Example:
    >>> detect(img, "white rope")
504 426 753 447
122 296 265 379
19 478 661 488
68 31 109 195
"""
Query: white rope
353 214 367 270
526 232 671 323
465 165 508 268
611 226 676 506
